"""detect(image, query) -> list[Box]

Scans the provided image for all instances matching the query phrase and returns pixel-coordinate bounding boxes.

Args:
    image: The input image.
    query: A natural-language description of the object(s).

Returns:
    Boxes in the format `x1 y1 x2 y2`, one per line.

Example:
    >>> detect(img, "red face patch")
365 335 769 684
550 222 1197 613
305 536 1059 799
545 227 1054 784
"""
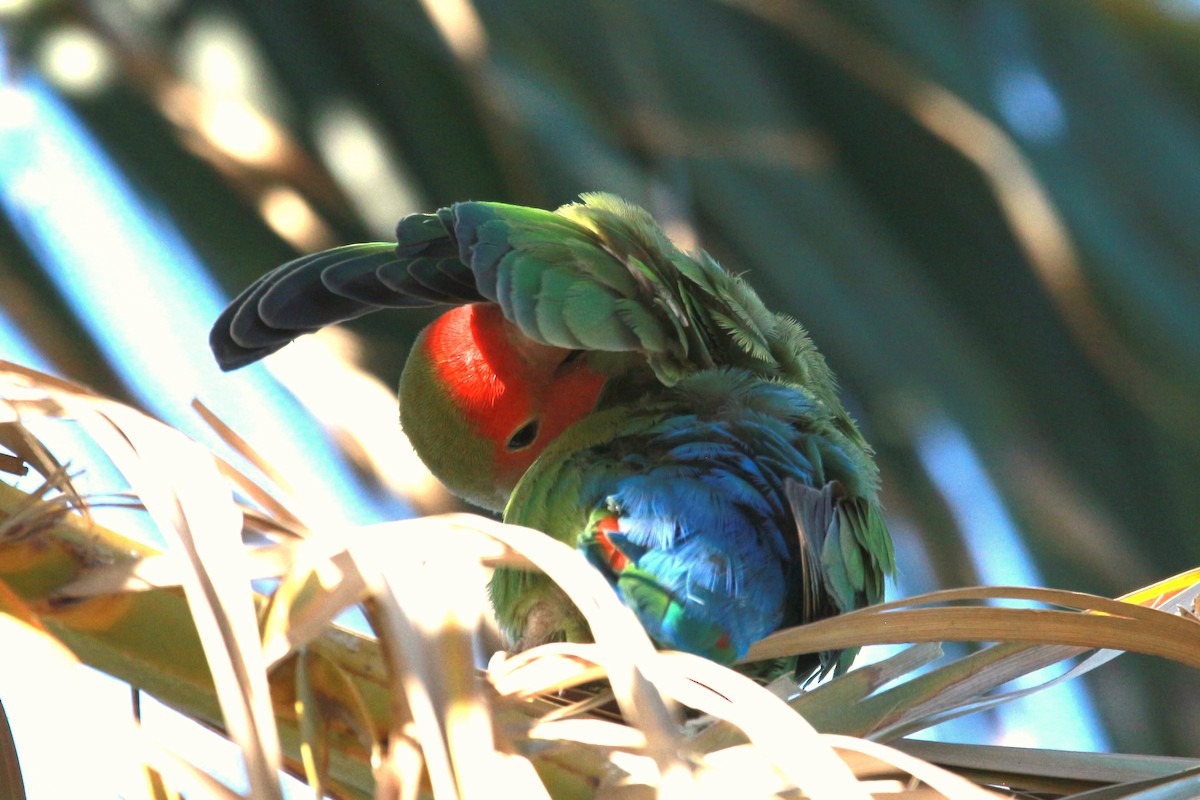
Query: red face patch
424 304 526 441
422 304 607 486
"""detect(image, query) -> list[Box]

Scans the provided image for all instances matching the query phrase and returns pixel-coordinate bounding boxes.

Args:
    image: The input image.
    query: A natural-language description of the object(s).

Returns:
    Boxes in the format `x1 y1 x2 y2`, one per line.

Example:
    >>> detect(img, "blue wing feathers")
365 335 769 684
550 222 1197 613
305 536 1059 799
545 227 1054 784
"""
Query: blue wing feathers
569 372 871 661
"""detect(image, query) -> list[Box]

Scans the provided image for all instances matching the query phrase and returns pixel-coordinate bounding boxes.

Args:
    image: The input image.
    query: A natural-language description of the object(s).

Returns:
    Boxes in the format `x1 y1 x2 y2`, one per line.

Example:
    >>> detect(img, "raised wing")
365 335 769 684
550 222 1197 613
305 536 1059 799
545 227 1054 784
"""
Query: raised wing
211 194 806 387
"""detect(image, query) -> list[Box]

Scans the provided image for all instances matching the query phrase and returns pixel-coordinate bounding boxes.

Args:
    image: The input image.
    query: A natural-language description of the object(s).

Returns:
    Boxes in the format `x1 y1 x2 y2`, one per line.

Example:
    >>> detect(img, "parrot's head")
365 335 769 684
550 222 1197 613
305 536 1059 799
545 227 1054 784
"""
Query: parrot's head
399 303 608 511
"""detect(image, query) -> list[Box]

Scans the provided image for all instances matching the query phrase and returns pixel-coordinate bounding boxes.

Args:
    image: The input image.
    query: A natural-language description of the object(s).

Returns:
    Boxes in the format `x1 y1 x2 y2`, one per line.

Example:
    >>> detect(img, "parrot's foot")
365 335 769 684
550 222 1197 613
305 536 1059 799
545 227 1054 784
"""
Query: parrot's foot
512 595 589 652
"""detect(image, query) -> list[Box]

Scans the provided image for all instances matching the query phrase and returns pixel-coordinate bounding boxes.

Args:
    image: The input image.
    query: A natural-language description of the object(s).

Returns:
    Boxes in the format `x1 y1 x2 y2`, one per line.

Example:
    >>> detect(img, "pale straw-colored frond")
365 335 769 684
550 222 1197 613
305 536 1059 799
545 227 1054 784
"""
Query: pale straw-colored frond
2 360 1200 798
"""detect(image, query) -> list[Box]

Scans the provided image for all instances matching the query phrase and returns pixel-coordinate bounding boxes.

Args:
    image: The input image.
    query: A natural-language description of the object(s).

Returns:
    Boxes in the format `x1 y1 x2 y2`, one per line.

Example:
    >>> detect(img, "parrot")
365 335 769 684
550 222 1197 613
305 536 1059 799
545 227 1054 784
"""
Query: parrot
209 193 894 675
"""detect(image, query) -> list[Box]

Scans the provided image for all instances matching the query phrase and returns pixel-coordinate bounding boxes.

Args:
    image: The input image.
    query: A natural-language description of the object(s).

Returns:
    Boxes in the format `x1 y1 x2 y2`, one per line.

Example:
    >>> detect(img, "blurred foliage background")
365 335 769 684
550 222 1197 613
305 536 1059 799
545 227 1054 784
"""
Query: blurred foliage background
0 0 1198 760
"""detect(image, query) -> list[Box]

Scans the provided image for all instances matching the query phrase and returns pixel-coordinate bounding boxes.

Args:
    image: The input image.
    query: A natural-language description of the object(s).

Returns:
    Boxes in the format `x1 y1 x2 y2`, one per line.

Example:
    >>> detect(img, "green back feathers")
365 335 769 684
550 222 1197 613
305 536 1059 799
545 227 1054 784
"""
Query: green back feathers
556 194 864 447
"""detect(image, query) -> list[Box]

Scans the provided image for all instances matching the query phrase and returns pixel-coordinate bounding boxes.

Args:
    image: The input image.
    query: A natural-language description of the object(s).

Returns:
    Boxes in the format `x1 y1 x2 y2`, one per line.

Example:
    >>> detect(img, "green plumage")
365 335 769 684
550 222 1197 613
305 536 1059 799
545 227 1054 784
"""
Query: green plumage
210 193 895 675
456 195 892 671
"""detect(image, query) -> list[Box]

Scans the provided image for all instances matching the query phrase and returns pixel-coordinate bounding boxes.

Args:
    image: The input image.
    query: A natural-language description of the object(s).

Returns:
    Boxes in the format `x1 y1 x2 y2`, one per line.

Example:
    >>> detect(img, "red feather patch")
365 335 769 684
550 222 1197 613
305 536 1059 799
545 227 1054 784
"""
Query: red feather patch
593 515 630 572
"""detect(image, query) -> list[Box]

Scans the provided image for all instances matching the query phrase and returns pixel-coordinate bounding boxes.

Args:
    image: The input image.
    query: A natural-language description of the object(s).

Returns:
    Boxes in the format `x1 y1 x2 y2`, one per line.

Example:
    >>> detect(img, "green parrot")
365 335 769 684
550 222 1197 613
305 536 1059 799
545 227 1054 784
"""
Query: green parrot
210 193 894 674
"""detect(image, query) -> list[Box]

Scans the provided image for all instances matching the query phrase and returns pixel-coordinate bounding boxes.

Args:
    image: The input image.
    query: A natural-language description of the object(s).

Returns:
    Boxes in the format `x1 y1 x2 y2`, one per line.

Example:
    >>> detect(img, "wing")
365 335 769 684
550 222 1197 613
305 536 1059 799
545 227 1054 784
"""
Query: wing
210 195 829 389
786 479 894 676
209 232 484 369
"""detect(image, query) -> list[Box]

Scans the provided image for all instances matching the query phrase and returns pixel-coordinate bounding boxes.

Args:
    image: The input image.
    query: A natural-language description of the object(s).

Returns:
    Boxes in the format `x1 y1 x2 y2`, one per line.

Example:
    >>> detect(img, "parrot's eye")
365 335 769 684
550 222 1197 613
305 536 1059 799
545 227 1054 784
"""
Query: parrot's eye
506 419 540 450
555 350 584 374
